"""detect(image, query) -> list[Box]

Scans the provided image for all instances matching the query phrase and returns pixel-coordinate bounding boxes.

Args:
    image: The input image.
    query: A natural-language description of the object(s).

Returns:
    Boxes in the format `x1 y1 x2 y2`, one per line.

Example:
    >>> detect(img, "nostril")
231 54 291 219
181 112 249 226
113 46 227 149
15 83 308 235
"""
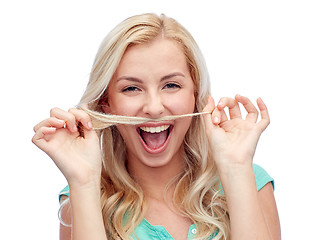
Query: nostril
142 99 165 117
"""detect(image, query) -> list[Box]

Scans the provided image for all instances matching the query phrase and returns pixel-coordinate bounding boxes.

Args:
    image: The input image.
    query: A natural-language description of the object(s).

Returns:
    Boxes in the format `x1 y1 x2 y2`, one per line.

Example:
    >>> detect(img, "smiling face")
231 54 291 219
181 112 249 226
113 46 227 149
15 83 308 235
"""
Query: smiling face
103 37 196 172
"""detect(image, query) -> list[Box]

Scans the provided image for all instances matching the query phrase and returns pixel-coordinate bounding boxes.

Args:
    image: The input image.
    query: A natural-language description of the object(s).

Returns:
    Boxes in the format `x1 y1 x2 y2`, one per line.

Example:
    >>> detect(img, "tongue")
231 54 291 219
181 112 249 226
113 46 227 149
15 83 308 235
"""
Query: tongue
141 130 168 149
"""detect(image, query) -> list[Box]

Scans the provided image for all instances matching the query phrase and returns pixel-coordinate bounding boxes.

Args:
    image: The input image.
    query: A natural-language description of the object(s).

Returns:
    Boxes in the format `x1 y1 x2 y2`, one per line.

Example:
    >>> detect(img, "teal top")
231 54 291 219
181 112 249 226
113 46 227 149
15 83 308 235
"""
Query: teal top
59 164 274 239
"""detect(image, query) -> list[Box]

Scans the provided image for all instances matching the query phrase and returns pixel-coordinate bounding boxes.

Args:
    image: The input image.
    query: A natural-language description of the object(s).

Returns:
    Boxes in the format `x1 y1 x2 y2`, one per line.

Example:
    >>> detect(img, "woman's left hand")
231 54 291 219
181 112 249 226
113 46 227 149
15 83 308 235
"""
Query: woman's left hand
203 94 270 172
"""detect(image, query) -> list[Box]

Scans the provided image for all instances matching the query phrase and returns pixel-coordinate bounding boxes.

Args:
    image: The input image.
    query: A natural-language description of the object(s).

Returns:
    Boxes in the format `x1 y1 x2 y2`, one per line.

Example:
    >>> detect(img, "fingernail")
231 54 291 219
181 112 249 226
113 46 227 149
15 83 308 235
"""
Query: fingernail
57 119 65 124
213 116 219 123
87 121 93 129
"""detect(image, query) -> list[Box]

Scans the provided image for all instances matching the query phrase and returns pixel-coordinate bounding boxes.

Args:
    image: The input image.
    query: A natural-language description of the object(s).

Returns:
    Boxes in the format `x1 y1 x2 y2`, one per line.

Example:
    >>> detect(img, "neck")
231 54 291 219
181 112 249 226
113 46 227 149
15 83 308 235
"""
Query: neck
127 154 185 201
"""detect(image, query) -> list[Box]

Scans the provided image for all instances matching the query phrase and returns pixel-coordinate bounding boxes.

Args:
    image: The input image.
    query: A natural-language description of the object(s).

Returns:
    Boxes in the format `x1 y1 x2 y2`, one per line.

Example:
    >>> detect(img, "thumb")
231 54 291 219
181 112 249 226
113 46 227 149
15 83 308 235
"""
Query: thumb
202 96 216 132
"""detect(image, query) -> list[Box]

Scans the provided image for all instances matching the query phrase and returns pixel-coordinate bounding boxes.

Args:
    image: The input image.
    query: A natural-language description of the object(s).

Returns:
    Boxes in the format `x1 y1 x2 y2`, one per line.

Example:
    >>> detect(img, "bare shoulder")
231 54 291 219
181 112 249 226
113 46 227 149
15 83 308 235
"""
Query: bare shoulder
258 183 281 240
59 195 72 240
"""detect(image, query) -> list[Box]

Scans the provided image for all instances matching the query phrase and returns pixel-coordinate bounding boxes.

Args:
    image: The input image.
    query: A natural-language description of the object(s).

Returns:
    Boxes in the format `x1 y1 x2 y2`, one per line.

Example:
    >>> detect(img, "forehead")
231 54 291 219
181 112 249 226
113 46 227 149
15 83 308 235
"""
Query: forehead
115 38 189 76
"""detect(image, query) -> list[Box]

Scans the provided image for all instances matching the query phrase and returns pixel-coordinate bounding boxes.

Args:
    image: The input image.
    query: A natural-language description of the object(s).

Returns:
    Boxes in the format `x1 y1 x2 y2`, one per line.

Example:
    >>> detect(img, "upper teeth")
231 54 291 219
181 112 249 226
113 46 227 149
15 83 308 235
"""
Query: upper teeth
140 125 170 133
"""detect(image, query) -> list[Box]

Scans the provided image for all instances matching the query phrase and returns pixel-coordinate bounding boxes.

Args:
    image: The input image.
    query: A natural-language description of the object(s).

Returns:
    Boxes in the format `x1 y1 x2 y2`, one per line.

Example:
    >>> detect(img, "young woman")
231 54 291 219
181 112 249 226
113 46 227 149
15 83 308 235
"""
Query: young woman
32 13 280 240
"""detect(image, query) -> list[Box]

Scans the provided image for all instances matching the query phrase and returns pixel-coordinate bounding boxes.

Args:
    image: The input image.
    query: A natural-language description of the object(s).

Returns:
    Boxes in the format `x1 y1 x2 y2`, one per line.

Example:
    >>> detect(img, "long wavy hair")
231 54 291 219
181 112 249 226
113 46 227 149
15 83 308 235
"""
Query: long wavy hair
69 13 229 239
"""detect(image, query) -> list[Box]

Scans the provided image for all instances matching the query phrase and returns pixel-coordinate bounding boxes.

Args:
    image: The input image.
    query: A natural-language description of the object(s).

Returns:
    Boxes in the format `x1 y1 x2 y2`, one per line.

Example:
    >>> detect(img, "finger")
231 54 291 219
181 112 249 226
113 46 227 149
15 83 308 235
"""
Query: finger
211 108 227 125
32 126 56 149
33 117 65 132
50 108 78 133
202 96 217 129
256 97 270 131
68 108 93 130
235 94 259 122
218 97 242 120
219 108 229 123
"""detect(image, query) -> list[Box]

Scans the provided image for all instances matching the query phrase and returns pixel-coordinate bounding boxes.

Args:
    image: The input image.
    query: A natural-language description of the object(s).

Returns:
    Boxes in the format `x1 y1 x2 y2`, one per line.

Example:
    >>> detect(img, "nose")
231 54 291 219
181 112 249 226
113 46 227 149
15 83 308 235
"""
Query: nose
142 92 165 118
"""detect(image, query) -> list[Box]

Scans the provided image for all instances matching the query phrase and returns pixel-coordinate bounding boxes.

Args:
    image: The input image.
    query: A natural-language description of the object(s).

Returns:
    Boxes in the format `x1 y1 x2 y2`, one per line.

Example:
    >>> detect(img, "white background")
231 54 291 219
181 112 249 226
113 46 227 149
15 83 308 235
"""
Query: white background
1 0 317 239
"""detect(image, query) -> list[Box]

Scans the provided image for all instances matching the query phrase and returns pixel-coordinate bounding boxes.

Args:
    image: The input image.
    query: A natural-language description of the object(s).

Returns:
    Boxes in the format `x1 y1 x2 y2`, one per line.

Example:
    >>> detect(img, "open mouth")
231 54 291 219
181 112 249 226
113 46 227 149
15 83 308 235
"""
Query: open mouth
137 124 173 152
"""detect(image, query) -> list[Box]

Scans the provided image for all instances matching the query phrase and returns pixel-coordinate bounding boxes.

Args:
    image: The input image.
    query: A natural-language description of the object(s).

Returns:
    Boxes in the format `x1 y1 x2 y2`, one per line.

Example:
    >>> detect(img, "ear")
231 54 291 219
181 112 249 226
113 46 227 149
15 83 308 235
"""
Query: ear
99 96 112 114
102 104 111 114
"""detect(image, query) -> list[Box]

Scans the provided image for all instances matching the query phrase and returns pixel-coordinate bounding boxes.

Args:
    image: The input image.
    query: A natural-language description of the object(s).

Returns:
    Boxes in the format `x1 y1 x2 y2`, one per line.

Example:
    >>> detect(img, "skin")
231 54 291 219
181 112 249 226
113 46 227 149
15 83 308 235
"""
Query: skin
203 95 281 239
104 38 195 174
104 38 197 239
32 37 280 240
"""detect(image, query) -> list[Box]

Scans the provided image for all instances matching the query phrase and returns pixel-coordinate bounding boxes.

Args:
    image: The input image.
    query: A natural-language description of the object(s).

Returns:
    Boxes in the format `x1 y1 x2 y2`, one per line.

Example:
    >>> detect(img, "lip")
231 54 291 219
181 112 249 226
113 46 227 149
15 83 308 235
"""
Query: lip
136 121 174 128
136 123 174 154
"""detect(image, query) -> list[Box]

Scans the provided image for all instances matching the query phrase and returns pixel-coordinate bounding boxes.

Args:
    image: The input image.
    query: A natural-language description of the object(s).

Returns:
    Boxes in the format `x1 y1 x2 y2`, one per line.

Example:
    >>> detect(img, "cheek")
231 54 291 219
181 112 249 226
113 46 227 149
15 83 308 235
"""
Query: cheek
107 84 141 116
115 124 135 146
165 92 196 115
109 96 141 116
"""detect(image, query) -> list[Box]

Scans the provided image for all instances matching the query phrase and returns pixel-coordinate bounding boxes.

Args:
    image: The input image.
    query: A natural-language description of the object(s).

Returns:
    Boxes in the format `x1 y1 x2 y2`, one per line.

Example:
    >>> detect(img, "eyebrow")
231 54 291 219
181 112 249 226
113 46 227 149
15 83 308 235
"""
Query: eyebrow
116 76 143 83
116 72 185 83
161 72 185 81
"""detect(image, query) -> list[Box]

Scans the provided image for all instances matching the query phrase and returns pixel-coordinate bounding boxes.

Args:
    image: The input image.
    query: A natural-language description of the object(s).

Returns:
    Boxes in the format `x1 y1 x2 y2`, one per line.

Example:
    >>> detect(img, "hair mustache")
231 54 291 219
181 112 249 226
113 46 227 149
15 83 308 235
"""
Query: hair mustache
79 106 210 130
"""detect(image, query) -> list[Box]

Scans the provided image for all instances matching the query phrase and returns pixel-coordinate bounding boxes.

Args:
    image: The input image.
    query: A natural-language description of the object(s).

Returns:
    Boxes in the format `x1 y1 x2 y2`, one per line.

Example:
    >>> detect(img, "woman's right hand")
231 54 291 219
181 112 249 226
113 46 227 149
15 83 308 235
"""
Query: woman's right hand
32 107 102 188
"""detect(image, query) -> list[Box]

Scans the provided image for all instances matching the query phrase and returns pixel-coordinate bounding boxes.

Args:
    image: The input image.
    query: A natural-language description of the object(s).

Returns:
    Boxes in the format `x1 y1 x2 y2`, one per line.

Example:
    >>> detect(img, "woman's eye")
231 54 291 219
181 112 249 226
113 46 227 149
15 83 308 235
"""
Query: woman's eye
164 83 181 89
122 86 139 92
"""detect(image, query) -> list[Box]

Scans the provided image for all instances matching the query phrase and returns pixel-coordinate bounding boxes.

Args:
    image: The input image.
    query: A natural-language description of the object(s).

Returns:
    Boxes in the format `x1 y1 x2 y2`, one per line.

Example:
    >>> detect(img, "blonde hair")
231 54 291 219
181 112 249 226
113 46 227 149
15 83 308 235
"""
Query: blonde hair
66 13 230 239
80 107 210 129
